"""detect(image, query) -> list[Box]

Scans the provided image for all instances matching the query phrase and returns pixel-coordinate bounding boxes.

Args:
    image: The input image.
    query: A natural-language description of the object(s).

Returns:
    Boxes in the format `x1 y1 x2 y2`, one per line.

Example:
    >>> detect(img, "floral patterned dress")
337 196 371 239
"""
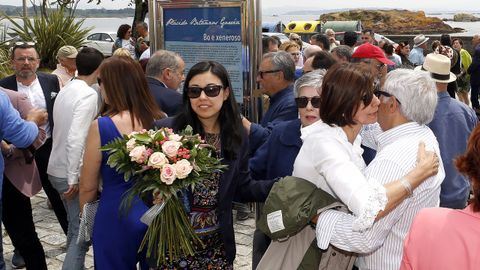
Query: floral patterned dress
155 133 232 270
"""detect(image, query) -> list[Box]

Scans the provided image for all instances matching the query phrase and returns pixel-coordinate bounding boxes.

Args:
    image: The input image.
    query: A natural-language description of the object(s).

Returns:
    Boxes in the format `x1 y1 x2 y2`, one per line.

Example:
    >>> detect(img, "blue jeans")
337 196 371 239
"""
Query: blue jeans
49 175 89 270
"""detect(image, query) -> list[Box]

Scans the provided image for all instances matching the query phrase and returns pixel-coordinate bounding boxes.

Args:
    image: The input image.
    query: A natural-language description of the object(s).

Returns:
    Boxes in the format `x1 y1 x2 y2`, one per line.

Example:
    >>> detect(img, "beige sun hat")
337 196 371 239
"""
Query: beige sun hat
413 34 430 47
415 53 456 83
56 45 78 59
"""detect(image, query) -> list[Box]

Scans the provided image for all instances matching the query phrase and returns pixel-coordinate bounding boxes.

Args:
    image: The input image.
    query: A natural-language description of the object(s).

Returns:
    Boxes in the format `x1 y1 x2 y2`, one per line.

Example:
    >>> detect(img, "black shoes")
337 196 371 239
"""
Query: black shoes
11 249 26 269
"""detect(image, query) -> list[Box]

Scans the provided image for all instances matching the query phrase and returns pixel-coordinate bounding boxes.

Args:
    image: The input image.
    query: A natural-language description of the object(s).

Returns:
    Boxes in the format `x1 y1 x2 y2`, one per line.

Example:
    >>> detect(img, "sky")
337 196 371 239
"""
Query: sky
2 0 478 12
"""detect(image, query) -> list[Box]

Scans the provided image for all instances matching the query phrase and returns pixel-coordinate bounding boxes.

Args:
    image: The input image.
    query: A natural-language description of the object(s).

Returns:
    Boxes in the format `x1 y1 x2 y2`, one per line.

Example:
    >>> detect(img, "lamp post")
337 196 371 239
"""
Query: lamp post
23 0 28 17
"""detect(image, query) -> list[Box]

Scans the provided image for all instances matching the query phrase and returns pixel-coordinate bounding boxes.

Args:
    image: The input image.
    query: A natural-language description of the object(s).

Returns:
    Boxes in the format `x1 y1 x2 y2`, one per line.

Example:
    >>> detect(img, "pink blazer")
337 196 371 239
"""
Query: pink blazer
400 205 480 270
1 87 45 197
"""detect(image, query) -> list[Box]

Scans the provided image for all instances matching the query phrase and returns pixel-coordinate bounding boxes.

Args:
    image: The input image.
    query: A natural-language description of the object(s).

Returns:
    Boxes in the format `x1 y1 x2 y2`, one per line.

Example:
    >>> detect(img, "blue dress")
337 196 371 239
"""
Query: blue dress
92 116 149 269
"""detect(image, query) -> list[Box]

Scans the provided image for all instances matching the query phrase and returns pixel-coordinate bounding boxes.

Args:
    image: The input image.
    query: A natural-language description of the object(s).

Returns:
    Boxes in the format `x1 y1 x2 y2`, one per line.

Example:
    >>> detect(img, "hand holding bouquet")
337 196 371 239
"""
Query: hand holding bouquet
101 126 227 265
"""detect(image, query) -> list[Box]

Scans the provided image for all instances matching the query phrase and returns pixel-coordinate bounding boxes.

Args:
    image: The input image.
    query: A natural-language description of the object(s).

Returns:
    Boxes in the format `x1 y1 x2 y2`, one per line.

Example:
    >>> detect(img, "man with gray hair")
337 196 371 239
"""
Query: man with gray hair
145 50 184 116
315 69 445 270
242 51 298 153
331 45 352 64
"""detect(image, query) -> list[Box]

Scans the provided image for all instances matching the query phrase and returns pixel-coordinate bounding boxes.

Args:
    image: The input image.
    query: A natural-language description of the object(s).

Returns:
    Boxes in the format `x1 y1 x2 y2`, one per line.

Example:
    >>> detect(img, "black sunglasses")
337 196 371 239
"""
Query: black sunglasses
187 85 223 99
258 69 280 79
374 90 402 105
295 96 321 108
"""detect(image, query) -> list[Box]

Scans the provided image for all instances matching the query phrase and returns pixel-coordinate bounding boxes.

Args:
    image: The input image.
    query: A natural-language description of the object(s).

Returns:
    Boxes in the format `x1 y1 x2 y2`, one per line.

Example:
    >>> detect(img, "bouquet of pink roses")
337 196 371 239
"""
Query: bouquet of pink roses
101 126 226 265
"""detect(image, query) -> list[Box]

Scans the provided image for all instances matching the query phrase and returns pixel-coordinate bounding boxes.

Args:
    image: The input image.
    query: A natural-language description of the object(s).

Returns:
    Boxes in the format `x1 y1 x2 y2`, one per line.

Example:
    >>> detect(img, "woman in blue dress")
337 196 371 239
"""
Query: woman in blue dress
150 61 276 269
79 56 164 269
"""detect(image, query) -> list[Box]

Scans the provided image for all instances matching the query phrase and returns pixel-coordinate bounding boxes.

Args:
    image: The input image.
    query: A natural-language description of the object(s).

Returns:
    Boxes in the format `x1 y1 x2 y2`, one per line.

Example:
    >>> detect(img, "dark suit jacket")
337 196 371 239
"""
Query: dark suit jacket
249 119 302 180
147 77 182 117
468 45 480 86
154 117 275 263
0 87 45 197
0 72 60 130
249 85 298 153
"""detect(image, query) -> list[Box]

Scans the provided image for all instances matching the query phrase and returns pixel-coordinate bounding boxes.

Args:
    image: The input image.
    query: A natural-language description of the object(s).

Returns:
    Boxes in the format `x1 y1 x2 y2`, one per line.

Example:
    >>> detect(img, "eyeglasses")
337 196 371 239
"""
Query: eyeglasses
374 90 402 105
295 96 321 108
97 78 102 86
258 69 280 79
187 85 223 98
13 57 38 62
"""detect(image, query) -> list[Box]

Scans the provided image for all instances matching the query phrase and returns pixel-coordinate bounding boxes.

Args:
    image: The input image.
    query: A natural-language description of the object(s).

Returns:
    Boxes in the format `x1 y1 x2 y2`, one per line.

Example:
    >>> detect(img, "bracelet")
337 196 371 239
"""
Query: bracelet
400 178 413 197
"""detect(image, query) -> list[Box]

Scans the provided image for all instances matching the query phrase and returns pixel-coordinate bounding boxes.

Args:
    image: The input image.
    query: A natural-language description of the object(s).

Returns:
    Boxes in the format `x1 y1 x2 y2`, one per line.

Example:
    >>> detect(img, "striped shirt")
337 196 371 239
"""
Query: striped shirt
316 122 445 270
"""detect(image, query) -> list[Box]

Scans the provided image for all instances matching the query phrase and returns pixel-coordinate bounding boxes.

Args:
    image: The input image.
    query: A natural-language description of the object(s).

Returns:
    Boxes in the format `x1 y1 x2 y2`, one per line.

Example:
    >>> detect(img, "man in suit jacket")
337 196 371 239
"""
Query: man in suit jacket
0 87 48 269
468 34 480 115
0 43 67 268
145 50 184 117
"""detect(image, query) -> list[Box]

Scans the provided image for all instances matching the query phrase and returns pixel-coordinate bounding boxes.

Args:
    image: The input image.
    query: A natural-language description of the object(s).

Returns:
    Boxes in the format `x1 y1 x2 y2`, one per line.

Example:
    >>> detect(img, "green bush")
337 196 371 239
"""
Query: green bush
0 42 12 79
4 9 92 69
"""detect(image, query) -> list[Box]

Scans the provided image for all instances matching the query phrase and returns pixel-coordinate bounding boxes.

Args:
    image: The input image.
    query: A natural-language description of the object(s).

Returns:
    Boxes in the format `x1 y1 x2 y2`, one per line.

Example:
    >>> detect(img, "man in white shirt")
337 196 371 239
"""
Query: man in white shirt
47 47 104 270
315 69 445 270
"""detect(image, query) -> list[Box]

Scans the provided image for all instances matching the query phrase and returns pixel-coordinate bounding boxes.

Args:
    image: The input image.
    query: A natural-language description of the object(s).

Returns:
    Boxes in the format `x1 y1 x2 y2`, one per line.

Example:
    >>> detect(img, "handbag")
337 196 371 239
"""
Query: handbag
77 200 99 244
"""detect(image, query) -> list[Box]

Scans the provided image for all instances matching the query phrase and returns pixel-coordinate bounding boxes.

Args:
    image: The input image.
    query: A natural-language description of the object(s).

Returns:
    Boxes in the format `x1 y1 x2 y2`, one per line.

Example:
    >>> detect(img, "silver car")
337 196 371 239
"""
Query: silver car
83 32 117 56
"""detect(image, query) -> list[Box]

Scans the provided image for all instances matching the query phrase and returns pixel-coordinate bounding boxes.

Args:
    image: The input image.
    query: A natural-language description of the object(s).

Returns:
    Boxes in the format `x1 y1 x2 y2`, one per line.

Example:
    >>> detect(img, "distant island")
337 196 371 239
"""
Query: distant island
0 4 135 18
319 9 462 34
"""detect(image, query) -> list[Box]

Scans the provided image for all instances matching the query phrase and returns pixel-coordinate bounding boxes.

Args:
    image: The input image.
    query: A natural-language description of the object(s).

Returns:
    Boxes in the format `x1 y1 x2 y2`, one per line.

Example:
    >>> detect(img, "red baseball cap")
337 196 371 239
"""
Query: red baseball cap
352 43 395 65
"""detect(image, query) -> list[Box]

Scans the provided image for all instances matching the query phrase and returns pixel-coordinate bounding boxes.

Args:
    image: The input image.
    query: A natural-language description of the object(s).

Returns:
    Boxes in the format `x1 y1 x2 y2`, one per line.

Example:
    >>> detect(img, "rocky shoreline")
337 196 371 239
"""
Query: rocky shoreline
319 9 462 34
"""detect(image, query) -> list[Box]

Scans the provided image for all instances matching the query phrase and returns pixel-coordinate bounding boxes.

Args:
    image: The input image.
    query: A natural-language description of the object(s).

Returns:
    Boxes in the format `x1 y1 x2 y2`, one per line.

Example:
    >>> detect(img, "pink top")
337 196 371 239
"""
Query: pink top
400 205 480 270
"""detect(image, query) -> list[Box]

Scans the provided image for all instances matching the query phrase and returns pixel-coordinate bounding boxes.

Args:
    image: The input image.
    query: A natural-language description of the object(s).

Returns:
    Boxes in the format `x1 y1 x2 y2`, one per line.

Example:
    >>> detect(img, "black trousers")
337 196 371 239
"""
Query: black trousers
2 176 47 270
34 138 68 235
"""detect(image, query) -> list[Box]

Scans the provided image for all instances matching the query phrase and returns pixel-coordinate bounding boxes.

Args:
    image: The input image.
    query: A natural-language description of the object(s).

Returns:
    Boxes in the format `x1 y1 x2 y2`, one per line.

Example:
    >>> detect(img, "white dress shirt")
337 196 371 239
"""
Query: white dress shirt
17 77 50 137
316 122 445 270
47 79 99 185
292 121 387 231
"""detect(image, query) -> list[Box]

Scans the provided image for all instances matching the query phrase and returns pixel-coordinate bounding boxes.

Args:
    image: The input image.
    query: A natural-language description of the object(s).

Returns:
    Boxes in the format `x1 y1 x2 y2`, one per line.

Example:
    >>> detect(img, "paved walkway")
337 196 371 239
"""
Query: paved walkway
1 191 255 269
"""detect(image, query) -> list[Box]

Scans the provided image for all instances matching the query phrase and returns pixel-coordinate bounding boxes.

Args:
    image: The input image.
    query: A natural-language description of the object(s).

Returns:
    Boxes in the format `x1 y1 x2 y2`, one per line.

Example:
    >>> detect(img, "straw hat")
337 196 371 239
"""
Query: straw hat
413 34 429 47
415 53 456 83
56 45 78 59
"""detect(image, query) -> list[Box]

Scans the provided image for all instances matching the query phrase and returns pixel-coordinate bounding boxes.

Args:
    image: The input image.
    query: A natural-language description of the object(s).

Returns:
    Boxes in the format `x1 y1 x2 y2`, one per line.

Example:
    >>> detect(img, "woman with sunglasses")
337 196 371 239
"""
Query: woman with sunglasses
294 63 439 231
250 69 324 268
79 56 164 269
150 61 276 269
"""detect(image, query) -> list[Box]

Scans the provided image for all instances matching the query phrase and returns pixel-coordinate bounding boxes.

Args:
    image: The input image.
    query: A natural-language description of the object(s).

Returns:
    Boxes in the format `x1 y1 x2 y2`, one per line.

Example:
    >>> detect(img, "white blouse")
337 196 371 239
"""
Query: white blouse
292 121 387 231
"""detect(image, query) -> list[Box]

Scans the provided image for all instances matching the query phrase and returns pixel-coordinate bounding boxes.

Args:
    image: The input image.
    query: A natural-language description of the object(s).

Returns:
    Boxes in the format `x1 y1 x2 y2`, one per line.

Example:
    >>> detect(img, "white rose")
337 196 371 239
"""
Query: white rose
162 141 182 157
129 145 146 163
168 134 182 142
160 164 177 185
148 152 168 169
173 159 193 179
126 138 136 151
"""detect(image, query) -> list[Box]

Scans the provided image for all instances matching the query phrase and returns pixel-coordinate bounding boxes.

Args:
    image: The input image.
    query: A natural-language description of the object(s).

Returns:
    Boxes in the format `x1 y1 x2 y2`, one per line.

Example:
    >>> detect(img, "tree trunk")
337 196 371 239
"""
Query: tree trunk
132 0 149 38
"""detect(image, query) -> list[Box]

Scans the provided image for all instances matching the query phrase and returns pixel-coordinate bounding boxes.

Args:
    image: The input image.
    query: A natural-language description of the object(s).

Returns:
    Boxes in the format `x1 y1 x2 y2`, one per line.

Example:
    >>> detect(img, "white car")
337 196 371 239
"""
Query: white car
83 32 117 56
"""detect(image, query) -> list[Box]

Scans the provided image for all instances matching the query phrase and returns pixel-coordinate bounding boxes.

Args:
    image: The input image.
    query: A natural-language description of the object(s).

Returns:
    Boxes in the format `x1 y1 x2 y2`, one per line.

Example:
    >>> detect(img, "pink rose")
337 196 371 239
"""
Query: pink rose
126 138 136 151
129 145 146 163
162 141 182 157
173 159 193 179
148 152 168 169
160 164 177 185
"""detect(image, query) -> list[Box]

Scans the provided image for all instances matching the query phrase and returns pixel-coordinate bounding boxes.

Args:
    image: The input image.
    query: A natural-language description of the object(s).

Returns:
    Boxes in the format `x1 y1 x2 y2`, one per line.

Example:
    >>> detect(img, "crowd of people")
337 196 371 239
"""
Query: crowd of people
0 21 479 270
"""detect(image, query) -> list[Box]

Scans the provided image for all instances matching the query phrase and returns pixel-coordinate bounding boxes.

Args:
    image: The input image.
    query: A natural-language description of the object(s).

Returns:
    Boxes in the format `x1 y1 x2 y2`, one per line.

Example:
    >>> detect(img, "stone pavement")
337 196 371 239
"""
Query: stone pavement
1 191 255 270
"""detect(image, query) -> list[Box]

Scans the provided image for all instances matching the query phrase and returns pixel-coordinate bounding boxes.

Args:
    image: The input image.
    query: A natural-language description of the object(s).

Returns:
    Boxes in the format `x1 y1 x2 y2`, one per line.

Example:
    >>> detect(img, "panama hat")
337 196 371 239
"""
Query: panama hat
413 34 429 47
56 45 78 59
415 53 456 83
